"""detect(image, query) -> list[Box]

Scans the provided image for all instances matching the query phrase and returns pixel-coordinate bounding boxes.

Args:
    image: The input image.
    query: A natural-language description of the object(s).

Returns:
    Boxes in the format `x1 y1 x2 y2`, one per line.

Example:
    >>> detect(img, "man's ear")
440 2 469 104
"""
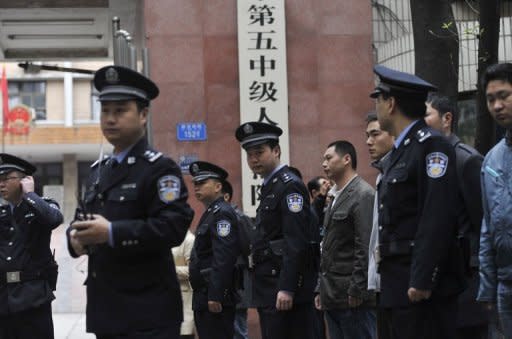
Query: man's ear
139 107 149 123
388 96 397 114
442 112 453 130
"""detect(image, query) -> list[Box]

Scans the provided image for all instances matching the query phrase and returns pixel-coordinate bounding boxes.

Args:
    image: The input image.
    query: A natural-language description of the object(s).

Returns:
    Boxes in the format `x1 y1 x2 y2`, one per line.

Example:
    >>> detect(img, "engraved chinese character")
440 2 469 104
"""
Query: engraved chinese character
249 55 276 77
248 31 277 50
249 81 277 102
248 5 275 26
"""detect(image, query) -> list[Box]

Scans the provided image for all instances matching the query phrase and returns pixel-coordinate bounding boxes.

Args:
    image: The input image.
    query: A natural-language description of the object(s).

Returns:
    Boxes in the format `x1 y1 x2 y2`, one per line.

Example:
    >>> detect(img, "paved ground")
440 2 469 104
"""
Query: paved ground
53 309 262 339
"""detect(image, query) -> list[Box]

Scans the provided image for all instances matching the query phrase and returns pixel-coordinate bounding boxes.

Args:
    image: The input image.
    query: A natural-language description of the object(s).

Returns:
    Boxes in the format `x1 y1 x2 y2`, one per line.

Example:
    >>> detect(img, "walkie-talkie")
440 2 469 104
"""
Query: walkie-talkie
73 191 93 231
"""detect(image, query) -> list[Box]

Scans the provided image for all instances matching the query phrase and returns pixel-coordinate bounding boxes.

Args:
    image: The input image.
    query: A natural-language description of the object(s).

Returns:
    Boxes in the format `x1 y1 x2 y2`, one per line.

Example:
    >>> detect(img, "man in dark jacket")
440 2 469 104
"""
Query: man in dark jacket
67 66 194 338
235 122 317 339
425 93 488 339
0 154 63 339
188 161 241 339
371 65 465 338
315 140 376 339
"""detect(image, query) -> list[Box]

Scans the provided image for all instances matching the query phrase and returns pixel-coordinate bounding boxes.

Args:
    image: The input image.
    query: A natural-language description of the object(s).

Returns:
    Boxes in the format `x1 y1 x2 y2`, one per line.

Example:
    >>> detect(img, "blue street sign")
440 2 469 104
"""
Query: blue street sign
177 122 207 141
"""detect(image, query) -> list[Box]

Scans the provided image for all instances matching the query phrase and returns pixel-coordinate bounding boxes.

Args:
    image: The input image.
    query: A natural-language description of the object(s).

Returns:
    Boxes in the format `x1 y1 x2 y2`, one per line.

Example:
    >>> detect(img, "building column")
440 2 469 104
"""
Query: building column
62 153 78 223
63 61 73 127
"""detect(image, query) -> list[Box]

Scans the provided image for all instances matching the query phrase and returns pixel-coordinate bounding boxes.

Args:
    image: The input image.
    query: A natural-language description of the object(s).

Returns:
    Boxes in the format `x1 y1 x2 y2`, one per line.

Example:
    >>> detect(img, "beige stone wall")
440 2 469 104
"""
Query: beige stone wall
46 79 64 121
73 80 93 121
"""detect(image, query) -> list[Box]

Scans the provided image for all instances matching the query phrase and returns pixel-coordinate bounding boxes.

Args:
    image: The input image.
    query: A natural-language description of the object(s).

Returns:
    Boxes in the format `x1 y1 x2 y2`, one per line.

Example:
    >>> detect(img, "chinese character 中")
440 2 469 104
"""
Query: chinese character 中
249 55 276 77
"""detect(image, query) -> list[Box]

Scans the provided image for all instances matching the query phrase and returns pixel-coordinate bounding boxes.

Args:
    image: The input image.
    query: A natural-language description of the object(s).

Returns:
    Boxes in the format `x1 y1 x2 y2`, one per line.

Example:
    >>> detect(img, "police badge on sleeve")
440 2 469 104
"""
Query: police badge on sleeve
217 220 231 237
158 175 181 203
426 152 448 178
286 193 303 213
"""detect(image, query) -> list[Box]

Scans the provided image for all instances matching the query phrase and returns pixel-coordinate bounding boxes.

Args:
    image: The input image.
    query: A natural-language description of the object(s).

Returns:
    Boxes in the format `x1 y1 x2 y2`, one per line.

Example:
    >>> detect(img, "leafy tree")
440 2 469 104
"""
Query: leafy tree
410 0 459 100
475 0 501 154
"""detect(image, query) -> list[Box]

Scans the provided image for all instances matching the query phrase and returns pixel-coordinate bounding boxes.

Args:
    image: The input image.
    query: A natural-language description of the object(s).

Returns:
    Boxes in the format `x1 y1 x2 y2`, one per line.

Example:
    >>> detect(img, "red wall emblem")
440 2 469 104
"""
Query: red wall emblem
6 105 32 135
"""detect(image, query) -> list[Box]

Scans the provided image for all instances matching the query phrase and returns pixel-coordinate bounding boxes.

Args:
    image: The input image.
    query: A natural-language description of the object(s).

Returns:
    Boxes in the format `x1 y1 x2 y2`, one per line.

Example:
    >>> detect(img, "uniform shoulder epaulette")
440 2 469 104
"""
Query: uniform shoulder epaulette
456 142 478 156
280 171 293 183
91 155 110 168
42 196 60 208
143 150 163 162
212 204 221 214
415 129 432 143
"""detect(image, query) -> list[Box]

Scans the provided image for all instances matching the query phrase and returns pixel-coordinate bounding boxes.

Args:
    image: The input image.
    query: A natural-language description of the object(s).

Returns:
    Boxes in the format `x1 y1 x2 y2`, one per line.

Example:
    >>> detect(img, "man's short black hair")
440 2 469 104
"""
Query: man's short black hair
366 111 378 124
327 140 357 170
136 100 149 112
481 63 512 90
426 92 458 131
393 93 428 119
221 180 233 202
307 176 323 196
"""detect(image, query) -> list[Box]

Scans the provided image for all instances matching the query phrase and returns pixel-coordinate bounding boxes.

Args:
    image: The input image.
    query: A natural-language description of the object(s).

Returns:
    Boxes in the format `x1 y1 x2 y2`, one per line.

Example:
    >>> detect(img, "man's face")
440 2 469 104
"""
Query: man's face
374 94 393 134
193 179 221 203
366 120 394 161
0 171 23 203
424 103 443 131
322 146 347 181
100 100 147 152
486 80 512 130
245 143 280 177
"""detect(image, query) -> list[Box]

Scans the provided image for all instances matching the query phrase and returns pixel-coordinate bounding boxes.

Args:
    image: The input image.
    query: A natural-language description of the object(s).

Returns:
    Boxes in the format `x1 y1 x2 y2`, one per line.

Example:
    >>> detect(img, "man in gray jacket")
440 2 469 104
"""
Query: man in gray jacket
315 140 376 339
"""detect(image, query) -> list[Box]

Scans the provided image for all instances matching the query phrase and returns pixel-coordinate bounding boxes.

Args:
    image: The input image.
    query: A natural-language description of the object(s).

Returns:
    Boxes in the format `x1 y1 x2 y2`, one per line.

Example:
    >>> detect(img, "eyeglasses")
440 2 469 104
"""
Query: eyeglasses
0 176 21 183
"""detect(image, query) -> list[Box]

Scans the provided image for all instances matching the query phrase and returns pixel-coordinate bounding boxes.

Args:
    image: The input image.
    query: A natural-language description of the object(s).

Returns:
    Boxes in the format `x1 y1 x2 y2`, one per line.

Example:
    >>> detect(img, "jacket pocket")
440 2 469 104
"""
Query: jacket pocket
107 188 138 203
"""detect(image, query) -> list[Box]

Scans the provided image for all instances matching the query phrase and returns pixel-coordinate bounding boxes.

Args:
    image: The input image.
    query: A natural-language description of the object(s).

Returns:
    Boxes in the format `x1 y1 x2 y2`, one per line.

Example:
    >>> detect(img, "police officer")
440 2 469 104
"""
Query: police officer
66 66 194 339
0 154 63 339
235 122 316 339
371 65 465 338
188 161 240 339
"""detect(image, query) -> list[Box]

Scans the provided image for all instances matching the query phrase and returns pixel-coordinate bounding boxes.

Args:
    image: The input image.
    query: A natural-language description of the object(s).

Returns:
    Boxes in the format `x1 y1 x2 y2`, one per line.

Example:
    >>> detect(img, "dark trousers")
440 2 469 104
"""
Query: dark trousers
194 308 235 339
312 308 326 339
96 324 180 339
0 302 54 339
381 296 457 339
376 293 391 339
258 303 315 339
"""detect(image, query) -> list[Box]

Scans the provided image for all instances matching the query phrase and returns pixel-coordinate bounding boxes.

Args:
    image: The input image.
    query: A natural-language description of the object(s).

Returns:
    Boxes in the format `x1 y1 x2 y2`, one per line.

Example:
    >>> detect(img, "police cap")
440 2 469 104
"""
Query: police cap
370 65 437 99
235 122 282 150
0 153 36 176
189 161 228 183
94 65 159 102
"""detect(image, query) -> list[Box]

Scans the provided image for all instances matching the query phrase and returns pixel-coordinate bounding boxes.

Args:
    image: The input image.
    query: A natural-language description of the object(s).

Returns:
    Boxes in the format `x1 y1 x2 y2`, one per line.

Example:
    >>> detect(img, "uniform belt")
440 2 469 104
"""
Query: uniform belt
0 270 45 284
379 240 415 257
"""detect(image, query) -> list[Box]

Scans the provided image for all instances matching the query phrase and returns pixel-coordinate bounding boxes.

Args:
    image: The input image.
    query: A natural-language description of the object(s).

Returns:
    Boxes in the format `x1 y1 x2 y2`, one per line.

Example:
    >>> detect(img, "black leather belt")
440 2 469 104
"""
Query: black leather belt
0 270 44 284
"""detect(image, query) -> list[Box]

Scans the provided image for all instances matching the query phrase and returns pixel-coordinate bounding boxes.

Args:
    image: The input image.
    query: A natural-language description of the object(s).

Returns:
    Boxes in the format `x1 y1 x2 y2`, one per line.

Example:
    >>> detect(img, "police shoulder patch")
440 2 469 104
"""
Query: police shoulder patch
216 220 231 237
143 150 163 162
286 193 303 213
158 175 181 203
426 152 448 178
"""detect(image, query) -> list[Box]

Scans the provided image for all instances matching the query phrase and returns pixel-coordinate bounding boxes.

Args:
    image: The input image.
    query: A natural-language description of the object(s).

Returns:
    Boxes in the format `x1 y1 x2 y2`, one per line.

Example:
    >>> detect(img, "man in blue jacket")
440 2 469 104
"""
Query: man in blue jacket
478 63 512 338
